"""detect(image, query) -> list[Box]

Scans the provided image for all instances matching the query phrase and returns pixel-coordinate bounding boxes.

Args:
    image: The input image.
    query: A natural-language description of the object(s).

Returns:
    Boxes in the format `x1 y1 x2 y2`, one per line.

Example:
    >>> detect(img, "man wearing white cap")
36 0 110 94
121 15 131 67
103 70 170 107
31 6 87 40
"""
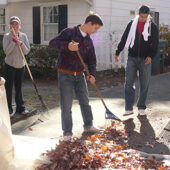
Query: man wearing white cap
3 16 30 117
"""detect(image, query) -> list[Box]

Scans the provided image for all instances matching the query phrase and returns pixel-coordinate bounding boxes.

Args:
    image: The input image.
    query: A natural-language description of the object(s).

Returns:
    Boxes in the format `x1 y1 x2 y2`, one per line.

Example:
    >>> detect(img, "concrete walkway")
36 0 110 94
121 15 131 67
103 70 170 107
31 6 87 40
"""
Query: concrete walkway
12 72 170 155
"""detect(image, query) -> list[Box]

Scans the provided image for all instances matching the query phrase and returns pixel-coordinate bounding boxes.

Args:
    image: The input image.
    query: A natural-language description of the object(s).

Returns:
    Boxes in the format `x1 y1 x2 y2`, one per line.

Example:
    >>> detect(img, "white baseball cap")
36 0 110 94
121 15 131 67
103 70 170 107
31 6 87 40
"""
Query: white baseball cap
10 16 21 24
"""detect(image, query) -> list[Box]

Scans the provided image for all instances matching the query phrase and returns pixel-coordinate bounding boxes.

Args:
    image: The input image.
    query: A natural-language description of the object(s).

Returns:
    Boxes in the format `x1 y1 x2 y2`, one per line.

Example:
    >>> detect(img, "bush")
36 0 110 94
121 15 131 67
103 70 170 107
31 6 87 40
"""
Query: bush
26 44 59 79
159 26 170 66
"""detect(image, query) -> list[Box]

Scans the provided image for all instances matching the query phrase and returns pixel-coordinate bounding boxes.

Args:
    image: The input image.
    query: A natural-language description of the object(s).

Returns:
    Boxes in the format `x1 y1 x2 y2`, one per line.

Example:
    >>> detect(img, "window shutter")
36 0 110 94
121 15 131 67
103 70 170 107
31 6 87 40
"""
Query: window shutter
154 12 159 28
58 5 68 33
33 6 41 44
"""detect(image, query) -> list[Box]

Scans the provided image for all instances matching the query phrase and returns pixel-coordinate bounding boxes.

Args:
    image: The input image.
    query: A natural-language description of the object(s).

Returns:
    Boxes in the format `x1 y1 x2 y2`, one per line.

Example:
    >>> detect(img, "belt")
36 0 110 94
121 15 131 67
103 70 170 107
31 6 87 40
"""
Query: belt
58 68 84 76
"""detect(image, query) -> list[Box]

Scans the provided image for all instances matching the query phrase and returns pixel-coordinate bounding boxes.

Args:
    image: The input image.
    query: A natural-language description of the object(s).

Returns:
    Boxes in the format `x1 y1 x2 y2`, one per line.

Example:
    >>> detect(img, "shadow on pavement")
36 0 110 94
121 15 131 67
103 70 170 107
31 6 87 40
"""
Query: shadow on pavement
123 116 169 155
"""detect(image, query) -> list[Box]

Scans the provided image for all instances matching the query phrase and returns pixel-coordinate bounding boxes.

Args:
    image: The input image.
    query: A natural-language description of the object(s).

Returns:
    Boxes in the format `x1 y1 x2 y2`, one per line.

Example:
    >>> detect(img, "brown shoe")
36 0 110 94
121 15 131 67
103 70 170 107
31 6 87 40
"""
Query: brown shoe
84 125 100 133
123 110 134 116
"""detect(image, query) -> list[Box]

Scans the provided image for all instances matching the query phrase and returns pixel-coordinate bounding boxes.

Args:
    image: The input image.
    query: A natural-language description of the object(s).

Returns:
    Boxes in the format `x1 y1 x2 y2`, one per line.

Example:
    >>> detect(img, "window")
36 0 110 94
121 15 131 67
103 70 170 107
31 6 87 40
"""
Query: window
150 11 159 27
43 6 58 41
0 8 5 34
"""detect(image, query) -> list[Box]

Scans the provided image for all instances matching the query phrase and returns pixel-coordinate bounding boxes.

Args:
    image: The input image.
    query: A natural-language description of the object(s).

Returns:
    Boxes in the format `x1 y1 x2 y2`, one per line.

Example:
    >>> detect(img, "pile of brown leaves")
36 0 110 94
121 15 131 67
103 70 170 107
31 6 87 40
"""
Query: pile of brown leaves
37 122 169 170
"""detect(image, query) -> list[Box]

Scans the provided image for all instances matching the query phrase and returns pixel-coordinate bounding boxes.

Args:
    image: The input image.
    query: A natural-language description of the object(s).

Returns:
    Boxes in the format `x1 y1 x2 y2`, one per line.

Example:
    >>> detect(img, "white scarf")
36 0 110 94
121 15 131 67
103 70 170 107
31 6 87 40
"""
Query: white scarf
125 15 152 48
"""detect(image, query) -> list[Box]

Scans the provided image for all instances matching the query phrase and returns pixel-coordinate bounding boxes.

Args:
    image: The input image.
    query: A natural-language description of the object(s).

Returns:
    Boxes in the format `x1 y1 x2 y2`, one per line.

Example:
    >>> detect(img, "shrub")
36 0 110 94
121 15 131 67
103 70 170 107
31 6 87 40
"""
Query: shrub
159 26 170 66
26 44 59 79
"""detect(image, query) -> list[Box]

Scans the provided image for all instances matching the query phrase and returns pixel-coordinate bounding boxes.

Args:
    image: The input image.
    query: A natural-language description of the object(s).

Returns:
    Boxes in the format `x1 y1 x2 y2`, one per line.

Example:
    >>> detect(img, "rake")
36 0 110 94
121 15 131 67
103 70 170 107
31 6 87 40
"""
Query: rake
11 28 47 112
76 50 121 122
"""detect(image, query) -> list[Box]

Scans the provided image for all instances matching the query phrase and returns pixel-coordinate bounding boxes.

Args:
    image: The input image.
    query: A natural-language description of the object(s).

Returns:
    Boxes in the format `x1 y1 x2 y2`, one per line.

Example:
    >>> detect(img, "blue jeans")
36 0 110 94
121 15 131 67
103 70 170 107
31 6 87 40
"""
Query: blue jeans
125 56 151 111
58 72 93 135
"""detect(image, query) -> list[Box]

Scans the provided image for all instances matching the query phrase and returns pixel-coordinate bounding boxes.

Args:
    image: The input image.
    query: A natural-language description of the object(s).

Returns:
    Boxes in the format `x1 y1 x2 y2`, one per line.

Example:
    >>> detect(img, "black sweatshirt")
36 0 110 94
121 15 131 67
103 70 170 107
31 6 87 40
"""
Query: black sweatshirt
115 21 159 59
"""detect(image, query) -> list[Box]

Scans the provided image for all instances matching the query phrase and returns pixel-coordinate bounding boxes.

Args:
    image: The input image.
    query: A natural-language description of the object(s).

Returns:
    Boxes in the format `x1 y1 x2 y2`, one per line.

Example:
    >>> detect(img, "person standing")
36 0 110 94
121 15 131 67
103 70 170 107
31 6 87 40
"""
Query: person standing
49 13 103 140
3 16 30 117
114 5 158 116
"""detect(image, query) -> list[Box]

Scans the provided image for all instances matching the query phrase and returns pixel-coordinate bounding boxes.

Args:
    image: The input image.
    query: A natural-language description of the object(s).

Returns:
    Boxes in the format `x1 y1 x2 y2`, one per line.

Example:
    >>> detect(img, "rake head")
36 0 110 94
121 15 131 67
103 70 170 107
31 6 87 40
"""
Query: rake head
105 108 122 122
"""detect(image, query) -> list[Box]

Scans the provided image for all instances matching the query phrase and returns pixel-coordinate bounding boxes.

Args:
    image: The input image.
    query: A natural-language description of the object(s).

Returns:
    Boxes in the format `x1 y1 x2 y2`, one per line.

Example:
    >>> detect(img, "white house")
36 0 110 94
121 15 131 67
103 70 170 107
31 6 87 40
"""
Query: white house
0 0 170 71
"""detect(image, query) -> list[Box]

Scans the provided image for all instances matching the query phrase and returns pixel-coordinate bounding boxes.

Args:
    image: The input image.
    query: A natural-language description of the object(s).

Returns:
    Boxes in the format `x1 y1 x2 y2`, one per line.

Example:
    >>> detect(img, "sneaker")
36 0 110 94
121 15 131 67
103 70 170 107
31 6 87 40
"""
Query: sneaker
10 112 15 118
19 109 29 115
123 110 134 116
138 109 146 116
84 125 100 133
63 132 72 141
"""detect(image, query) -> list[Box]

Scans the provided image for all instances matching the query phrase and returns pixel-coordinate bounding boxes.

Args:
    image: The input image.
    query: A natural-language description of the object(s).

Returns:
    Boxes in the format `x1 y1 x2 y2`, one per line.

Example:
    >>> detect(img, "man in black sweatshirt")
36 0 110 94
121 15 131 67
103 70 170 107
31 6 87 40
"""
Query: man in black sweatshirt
114 5 158 116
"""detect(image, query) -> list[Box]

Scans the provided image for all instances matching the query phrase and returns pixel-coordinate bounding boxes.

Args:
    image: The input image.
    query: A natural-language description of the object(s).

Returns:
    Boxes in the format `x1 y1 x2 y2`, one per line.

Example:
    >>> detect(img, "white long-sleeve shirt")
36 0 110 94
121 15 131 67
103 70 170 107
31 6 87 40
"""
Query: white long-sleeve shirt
3 31 30 68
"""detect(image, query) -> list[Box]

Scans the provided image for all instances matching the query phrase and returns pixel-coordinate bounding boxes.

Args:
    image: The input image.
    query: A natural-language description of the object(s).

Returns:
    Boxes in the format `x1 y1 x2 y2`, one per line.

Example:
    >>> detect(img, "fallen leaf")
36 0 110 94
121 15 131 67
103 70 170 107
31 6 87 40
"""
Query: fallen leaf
155 137 159 140
116 122 120 126
99 126 105 129
152 156 156 159
96 135 104 138
94 154 103 159
87 136 93 142
100 146 108 151
28 127 33 131
84 153 90 161
158 166 165 170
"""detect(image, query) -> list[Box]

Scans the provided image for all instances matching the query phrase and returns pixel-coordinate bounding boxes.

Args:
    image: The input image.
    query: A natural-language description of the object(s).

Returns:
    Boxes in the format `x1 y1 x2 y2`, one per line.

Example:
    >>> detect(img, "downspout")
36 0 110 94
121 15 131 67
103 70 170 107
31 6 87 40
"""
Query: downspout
109 0 113 69
85 0 93 7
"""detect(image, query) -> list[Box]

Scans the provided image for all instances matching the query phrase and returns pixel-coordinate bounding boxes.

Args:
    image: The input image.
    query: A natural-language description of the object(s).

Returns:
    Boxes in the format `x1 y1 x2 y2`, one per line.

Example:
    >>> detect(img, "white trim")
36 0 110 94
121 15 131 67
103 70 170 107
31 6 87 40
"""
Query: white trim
85 0 93 7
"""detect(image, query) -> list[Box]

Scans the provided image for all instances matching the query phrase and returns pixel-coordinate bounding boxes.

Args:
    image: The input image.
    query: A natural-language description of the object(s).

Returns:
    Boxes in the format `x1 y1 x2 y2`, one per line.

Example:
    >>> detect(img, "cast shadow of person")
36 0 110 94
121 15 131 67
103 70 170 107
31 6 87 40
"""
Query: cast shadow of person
123 116 169 155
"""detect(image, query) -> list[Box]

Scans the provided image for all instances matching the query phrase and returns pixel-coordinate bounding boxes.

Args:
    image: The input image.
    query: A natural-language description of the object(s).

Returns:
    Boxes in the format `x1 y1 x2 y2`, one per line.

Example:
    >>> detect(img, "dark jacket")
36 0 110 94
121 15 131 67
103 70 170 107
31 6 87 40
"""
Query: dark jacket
49 25 96 75
116 21 159 59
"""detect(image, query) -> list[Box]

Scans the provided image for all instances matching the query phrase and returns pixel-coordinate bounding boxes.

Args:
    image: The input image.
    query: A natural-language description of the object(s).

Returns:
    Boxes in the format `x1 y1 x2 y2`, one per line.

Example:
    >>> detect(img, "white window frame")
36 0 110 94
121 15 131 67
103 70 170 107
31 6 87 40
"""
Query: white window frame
0 8 5 35
40 3 60 45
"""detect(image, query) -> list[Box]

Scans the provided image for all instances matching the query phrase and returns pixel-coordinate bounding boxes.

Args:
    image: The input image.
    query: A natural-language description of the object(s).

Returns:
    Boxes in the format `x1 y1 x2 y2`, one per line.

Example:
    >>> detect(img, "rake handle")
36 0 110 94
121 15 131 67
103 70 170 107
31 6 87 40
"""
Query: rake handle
76 51 107 109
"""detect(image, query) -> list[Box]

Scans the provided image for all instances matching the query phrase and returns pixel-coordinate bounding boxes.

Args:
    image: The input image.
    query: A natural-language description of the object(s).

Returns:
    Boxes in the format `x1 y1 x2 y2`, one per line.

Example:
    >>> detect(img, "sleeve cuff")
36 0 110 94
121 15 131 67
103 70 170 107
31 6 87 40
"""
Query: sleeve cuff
148 52 155 59
115 50 120 56
89 69 96 77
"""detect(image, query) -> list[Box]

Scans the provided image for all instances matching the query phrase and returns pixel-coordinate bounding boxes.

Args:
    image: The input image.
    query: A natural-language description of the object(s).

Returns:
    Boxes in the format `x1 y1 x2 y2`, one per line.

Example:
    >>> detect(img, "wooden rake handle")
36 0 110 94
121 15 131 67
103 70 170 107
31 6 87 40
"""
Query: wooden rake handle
76 50 107 109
